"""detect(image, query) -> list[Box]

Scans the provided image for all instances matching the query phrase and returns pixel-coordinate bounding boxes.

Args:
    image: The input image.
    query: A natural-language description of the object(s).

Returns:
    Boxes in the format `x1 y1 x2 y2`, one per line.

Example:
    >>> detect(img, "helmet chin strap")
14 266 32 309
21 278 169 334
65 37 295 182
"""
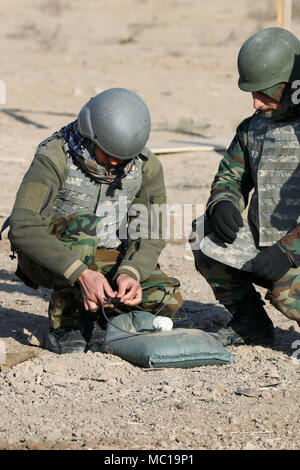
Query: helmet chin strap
264 84 297 121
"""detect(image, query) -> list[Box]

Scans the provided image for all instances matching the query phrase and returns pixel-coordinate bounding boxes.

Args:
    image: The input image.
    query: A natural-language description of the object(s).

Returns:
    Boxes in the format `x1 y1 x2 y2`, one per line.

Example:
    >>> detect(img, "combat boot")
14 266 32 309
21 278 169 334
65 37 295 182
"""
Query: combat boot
45 327 87 354
212 289 275 347
86 322 106 352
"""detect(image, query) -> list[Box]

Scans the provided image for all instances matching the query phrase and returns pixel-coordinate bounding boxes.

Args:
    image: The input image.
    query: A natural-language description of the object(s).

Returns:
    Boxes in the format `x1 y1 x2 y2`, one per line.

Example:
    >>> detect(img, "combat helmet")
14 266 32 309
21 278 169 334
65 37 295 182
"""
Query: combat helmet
78 88 151 160
238 27 299 92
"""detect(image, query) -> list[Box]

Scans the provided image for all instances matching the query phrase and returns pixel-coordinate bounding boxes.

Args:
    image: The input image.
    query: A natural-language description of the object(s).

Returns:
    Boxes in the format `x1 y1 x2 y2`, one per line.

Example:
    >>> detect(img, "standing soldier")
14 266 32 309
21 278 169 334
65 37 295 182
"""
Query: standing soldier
6 88 183 354
192 28 300 346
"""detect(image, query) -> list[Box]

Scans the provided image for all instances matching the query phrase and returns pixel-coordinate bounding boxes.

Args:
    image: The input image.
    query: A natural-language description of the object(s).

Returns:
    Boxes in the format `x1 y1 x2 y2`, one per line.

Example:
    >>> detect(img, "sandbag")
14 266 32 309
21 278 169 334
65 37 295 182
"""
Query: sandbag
102 311 235 368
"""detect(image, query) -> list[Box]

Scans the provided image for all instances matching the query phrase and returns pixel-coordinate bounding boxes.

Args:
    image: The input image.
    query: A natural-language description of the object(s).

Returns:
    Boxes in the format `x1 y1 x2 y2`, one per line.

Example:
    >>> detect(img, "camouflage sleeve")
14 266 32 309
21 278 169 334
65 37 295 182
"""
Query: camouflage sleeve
116 151 166 282
278 226 300 267
206 117 254 216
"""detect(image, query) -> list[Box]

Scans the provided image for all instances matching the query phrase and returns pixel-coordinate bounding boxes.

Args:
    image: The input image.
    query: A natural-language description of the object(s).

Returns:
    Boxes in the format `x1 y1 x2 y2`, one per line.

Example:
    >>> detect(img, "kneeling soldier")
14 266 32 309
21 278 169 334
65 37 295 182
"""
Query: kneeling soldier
6 88 183 353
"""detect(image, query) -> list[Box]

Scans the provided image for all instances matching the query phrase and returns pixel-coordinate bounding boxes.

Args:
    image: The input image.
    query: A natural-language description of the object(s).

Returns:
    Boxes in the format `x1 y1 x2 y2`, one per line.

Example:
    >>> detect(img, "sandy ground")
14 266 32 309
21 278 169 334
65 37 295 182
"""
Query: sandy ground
0 0 300 451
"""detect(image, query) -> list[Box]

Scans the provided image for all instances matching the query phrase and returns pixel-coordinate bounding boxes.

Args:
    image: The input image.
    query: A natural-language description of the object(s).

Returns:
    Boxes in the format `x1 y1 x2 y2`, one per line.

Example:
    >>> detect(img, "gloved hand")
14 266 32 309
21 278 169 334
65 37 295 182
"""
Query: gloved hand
251 244 294 283
210 201 244 244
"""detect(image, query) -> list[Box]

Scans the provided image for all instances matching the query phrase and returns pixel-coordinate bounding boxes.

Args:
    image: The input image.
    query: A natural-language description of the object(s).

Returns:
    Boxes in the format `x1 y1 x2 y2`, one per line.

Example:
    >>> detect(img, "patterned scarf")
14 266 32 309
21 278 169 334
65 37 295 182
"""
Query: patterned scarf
60 120 135 188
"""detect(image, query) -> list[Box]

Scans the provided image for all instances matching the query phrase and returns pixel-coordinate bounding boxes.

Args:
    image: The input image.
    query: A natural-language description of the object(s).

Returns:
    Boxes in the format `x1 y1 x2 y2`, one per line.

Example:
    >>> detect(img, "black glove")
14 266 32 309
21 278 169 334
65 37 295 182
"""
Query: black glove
210 201 244 244
251 244 294 283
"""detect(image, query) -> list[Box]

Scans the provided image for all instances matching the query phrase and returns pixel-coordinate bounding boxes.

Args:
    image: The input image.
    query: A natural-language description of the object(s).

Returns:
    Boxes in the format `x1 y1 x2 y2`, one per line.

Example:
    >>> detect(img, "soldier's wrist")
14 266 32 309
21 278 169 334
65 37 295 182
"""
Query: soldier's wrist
116 265 141 282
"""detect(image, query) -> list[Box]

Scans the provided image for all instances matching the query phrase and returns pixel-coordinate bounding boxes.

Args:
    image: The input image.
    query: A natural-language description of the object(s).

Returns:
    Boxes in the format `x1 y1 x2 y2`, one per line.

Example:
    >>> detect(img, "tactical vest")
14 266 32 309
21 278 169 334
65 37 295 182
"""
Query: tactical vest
247 112 300 246
53 145 143 249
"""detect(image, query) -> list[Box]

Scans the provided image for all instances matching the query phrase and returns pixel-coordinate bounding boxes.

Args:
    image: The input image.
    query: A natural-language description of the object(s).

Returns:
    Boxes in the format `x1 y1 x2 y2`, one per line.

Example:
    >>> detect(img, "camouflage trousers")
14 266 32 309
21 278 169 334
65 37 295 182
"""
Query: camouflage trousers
193 222 300 324
18 213 183 329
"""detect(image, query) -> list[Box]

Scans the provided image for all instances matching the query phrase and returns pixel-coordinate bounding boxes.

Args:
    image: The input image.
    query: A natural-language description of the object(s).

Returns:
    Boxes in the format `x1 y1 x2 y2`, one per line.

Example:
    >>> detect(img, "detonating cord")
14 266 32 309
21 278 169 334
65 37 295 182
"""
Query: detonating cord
99 278 192 336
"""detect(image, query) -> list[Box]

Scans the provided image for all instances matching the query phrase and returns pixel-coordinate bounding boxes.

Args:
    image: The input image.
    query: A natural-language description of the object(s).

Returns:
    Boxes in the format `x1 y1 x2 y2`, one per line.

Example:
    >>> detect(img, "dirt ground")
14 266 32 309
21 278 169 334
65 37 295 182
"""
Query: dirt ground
0 0 300 452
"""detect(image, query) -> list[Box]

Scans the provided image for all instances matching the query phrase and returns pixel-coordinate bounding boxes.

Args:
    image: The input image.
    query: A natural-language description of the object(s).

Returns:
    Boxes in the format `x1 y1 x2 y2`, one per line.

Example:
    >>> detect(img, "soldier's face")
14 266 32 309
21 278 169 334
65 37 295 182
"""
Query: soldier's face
252 91 282 114
94 146 123 169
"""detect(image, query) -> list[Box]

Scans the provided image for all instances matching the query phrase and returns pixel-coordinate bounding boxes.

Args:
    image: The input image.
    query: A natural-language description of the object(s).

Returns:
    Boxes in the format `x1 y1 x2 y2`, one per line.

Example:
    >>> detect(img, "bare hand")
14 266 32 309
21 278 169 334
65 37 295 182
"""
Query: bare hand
77 269 117 312
116 273 142 306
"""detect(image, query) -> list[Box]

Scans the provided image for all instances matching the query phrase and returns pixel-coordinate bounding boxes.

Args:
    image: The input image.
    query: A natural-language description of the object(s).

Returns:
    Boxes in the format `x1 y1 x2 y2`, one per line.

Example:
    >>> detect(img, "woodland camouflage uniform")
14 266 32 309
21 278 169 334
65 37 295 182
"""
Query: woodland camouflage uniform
194 116 300 323
192 28 300 347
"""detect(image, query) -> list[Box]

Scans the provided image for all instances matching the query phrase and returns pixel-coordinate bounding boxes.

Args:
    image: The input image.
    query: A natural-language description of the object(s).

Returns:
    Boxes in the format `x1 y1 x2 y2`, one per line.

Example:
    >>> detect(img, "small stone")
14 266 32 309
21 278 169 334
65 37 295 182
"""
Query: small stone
27 331 44 347
183 255 194 261
213 385 227 395
234 387 258 398
46 429 62 441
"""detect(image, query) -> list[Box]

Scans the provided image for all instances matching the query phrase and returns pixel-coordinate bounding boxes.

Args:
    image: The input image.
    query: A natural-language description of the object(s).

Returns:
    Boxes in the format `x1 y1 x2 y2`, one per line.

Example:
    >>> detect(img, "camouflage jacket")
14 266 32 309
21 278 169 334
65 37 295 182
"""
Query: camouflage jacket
206 111 300 267
9 136 166 285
